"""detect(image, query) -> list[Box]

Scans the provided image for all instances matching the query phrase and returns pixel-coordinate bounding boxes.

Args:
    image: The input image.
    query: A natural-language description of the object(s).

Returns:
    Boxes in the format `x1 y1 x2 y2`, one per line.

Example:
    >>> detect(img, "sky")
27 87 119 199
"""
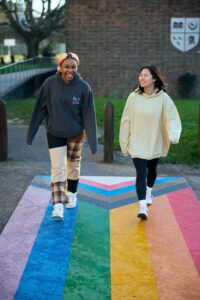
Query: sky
31 0 65 15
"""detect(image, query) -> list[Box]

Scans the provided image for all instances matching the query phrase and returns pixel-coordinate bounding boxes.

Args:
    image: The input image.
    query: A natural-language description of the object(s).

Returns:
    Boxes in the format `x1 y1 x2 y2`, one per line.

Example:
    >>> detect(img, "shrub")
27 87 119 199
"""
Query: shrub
40 44 55 57
177 72 197 98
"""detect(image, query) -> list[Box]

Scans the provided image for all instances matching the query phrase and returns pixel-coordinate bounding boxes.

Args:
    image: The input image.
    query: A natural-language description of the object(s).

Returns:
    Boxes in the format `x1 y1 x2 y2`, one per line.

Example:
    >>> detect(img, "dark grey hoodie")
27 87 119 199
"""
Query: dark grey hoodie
26 72 97 154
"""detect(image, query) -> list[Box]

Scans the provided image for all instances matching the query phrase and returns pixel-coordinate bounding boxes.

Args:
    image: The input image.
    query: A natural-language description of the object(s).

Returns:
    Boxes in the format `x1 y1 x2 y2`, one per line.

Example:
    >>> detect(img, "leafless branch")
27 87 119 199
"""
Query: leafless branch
1 0 66 56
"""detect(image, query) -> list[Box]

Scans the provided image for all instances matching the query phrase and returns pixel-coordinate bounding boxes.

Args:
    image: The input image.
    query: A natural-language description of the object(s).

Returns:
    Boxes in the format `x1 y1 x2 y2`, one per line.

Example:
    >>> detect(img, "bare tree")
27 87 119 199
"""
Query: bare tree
1 0 66 57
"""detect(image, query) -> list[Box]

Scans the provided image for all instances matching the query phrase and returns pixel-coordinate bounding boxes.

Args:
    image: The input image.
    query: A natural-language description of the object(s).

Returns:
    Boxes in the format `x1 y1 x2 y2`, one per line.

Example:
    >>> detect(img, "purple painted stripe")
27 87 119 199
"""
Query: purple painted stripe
0 185 50 300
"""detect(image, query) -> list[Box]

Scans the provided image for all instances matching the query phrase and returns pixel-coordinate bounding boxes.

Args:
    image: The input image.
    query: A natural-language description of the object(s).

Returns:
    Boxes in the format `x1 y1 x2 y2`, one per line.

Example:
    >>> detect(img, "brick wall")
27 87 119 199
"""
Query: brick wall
65 0 200 98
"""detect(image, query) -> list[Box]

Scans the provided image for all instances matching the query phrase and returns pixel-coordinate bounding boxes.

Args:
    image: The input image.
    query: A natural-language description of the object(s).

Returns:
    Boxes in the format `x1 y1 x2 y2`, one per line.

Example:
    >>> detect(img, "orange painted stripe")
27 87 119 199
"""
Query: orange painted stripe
145 195 200 300
110 203 159 300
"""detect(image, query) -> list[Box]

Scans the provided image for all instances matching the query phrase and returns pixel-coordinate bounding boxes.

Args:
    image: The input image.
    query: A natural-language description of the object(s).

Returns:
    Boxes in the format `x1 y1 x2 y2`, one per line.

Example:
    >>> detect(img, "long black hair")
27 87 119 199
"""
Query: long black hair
135 65 167 94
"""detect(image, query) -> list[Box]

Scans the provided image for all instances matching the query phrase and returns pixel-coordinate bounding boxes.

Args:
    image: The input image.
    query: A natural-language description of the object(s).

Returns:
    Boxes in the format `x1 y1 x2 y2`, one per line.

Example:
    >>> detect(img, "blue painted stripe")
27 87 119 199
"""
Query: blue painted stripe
110 182 189 209
38 175 51 179
156 177 182 184
78 182 136 196
78 182 189 210
76 194 115 210
31 180 51 191
14 200 78 300
78 177 183 197
31 176 183 197
154 182 189 197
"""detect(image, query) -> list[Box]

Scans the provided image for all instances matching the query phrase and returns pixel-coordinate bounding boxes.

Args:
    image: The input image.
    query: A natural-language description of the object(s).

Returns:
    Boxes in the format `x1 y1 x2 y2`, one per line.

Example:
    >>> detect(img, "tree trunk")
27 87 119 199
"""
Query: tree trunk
1 1 65 59
26 38 41 58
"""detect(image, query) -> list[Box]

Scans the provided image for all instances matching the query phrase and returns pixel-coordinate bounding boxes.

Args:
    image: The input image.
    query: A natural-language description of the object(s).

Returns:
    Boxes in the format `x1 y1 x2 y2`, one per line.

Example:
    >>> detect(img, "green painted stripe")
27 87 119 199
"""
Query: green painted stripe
63 201 111 300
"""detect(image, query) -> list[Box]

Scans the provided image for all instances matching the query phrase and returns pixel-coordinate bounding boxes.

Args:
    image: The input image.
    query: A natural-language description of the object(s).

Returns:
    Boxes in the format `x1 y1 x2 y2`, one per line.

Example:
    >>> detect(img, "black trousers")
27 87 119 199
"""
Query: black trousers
132 158 159 200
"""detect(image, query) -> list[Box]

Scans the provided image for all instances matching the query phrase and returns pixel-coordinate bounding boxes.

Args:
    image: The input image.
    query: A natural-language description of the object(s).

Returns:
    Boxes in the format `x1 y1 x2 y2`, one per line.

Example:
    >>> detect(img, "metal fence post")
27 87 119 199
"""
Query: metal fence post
0 99 8 161
104 101 114 162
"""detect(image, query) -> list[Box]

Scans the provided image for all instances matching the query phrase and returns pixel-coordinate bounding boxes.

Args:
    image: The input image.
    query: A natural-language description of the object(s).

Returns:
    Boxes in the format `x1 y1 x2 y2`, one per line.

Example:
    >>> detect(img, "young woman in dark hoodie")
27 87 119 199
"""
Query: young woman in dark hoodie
27 52 97 218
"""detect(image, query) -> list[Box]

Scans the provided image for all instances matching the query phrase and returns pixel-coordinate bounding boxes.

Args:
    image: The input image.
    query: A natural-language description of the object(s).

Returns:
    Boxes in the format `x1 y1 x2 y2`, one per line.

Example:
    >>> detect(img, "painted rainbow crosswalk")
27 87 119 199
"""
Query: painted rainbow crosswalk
0 176 200 300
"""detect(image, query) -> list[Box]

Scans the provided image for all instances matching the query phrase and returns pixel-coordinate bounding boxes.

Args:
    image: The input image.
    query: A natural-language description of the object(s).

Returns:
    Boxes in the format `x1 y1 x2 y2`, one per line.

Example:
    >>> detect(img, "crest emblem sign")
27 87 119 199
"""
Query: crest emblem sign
170 18 200 52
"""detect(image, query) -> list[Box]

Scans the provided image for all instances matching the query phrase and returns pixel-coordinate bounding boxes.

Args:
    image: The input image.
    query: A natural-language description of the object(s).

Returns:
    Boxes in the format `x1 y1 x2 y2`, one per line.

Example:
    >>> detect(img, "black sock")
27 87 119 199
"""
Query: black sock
67 179 79 193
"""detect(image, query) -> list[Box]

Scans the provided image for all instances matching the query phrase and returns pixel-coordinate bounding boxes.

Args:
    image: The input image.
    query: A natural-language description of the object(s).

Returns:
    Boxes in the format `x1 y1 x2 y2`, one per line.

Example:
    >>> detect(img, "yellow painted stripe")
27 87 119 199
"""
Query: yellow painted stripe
145 195 200 300
110 203 159 300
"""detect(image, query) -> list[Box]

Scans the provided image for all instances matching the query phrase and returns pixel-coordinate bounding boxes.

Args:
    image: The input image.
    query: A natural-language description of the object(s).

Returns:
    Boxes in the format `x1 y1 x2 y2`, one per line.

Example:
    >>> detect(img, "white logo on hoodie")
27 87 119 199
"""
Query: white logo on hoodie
72 96 80 104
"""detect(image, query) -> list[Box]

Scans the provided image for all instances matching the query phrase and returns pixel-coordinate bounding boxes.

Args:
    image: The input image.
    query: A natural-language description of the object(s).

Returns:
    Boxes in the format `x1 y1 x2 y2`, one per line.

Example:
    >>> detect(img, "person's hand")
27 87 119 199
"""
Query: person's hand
124 152 129 157
170 139 177 144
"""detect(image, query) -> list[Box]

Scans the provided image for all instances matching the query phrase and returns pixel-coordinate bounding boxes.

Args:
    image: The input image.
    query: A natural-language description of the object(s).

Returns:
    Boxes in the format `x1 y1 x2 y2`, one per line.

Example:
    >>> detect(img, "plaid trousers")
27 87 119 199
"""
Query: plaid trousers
48 133 85 204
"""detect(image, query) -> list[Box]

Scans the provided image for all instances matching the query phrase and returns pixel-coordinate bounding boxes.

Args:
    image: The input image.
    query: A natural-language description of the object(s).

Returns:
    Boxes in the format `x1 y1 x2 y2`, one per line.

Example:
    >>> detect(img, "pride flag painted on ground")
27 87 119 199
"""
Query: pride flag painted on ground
0 176 200 299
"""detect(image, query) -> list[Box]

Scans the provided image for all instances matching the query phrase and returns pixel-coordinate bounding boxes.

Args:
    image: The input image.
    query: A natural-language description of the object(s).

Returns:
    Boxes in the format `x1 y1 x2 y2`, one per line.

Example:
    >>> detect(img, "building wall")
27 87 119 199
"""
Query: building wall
65 0 200 98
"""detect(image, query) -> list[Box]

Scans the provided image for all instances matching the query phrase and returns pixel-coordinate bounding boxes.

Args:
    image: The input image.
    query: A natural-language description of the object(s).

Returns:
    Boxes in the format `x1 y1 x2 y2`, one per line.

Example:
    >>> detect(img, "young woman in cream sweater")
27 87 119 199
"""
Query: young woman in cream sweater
119 65 181 220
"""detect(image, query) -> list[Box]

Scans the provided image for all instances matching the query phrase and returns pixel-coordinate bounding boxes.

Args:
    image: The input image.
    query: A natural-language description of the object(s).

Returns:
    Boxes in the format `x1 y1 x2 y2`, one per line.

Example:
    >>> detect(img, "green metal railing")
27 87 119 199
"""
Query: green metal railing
0 57 56 97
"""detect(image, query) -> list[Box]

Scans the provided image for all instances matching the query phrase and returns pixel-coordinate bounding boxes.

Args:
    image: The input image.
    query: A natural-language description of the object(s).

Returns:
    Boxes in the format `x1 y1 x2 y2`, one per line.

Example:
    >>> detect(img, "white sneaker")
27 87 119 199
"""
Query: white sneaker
52 203 64 218
137 200 148 220
66 192 77 209
146 195 153 206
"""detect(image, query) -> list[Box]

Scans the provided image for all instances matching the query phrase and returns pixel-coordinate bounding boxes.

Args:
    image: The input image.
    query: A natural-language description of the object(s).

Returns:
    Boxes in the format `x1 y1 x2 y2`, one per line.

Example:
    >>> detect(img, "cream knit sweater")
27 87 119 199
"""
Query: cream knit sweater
119 90 182 159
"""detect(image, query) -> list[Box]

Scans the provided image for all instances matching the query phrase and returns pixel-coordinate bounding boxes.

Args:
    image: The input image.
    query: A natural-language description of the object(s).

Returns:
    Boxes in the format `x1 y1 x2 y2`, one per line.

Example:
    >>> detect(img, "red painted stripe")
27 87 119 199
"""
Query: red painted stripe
79 177 135 190
168 187 200 274
145 195 200 299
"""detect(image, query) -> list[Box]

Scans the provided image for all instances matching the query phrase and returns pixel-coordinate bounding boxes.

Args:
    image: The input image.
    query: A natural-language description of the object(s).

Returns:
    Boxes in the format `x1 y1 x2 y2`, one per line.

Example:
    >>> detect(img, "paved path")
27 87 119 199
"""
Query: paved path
0 125 199 233
0 125 200 299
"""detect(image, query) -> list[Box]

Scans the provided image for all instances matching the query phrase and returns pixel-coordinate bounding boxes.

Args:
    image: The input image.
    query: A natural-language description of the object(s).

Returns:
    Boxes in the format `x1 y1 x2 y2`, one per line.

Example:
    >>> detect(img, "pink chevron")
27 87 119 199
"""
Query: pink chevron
168 187 200 274
79 177 135 190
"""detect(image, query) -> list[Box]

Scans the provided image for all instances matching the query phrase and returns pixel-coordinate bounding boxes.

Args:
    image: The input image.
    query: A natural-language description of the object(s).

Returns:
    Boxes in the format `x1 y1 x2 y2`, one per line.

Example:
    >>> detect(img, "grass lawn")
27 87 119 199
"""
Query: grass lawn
6 98 36 124
5 97 200 166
